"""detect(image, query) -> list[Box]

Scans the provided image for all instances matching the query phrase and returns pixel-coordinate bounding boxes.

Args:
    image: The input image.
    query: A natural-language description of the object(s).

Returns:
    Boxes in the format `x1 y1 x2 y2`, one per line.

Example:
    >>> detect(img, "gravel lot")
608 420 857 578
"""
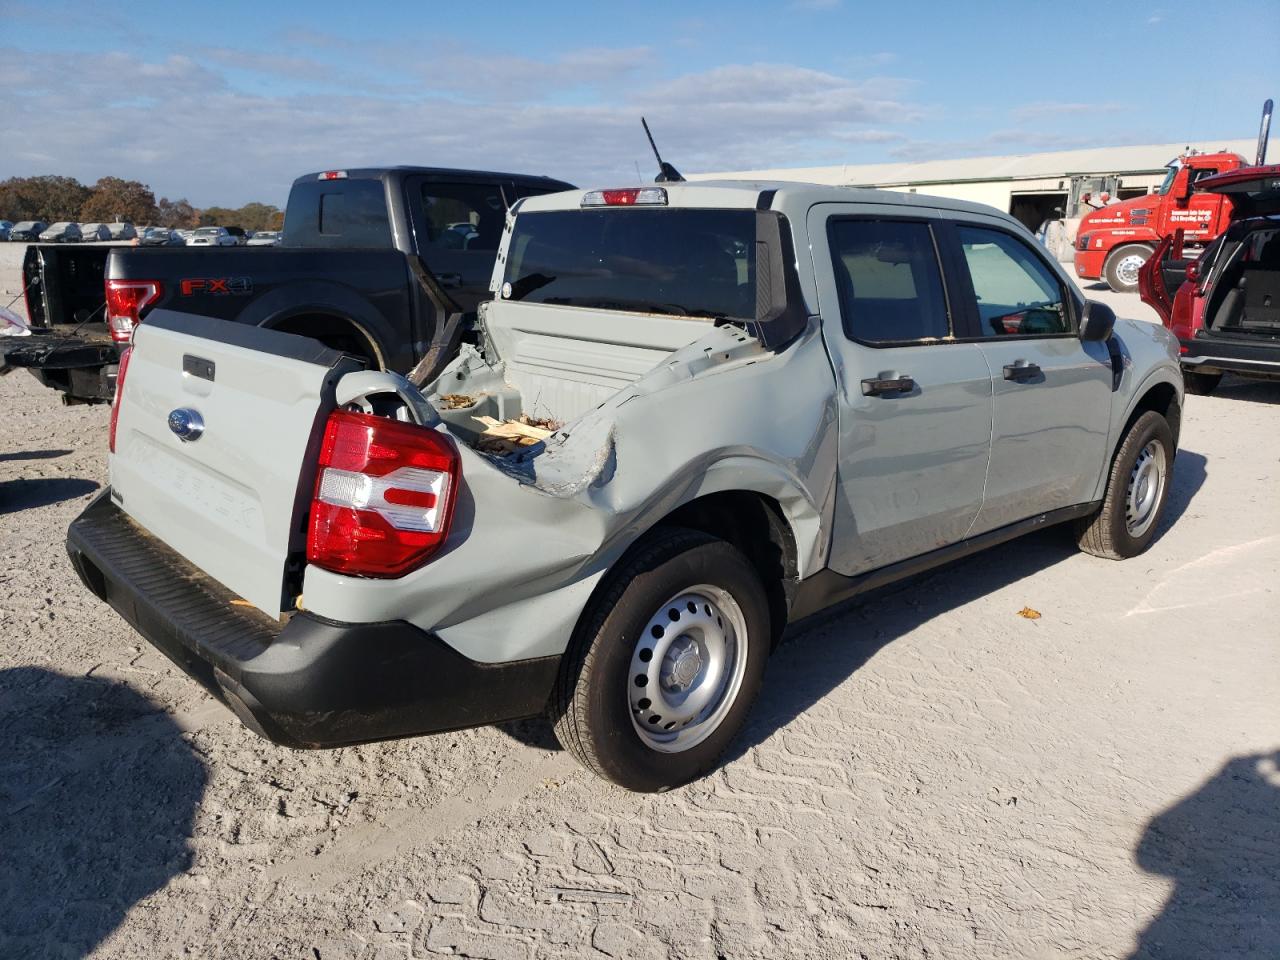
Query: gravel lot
1 247 1277 959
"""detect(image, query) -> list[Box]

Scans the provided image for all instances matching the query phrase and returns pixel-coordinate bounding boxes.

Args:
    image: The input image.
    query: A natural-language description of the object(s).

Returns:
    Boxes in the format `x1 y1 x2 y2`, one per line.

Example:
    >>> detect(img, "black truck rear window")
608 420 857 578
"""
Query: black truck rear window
503 209 756 320
283 178 392 248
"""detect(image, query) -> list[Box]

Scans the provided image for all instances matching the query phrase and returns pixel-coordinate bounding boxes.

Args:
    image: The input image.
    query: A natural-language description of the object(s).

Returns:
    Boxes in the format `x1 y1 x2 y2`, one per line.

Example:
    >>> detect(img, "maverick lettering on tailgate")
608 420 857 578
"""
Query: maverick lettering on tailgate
180 277 253 296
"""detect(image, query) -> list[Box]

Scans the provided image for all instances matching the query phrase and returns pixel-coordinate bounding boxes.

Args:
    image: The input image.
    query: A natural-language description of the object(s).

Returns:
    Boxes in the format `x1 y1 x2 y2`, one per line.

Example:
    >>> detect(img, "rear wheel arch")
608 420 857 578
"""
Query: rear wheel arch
263 312 385 369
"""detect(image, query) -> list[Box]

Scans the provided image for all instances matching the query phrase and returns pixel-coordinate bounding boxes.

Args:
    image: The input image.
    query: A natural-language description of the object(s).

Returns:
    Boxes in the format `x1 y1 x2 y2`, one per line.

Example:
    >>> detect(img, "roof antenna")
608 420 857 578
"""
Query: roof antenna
1256 98 1273 166
641 117 685 183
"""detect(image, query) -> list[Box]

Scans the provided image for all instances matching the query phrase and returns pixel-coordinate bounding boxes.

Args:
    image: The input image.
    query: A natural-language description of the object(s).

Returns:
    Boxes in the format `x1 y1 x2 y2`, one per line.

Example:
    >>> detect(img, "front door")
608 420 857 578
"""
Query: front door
809 206 994 576
942 217 1113 533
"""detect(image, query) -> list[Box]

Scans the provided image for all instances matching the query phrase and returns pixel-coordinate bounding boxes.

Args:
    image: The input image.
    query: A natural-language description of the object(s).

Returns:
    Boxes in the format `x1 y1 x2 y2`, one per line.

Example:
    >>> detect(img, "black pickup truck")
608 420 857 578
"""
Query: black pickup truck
4 166 573 402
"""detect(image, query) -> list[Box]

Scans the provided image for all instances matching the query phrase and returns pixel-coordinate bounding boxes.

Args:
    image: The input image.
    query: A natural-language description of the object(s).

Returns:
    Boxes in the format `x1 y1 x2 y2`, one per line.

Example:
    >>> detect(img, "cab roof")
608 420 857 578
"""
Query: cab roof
517 179 1015 224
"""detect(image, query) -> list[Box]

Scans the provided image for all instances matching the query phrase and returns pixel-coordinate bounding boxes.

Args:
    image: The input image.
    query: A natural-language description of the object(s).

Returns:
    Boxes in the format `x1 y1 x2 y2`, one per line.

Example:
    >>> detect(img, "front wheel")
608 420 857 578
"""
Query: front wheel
1183 370 1222 396
1076 410 1175 560
1103 243 1155 293
552 528 771 792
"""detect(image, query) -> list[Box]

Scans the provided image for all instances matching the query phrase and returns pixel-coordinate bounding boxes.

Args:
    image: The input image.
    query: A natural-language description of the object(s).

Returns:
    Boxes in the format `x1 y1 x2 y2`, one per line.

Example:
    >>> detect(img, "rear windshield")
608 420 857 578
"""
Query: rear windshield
503 208 756 320
283 178 392 249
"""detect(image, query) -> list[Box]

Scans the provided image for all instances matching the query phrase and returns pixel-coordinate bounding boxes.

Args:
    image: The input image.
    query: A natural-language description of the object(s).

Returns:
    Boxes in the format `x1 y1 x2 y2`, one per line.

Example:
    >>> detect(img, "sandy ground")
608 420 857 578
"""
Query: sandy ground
1 251 1277 960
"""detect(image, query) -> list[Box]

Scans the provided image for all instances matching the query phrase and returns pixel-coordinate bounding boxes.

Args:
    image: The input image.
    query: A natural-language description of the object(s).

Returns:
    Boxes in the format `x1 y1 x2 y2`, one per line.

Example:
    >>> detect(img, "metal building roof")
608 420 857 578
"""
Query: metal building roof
690 139 1258 187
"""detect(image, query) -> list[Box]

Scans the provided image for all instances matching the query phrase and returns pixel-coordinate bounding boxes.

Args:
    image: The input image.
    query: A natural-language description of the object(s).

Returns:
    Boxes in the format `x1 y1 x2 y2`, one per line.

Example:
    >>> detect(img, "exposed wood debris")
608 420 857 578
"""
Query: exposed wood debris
474 415 555 455
438 393 477 410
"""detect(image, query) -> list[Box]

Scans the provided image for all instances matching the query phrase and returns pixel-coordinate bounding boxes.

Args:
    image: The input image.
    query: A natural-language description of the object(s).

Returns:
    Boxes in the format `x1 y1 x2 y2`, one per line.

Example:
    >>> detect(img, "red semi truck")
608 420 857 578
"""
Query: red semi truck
1074 150 1247 292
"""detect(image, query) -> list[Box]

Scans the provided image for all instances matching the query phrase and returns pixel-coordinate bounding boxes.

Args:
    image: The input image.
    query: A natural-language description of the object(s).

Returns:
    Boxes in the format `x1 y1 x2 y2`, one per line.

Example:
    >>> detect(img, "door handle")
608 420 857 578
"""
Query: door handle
1002 361 1042 382
435 272 464 288
861 374 916 397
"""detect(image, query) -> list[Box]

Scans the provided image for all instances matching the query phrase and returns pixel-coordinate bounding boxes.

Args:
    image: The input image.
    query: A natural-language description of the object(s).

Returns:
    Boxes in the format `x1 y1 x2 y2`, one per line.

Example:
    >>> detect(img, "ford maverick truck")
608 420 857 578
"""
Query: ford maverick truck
67 182 1184 791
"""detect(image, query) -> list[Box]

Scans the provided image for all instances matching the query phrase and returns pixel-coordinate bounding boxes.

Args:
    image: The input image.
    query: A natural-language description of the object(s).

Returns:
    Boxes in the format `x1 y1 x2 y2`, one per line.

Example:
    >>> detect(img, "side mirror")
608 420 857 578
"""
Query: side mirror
1080 300 1116 342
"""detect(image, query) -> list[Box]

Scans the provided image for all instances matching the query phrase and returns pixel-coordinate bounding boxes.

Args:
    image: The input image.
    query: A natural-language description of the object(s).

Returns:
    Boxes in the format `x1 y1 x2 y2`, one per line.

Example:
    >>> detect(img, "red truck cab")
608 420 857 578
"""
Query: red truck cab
1075 151 1246 292
1139 163 1280 394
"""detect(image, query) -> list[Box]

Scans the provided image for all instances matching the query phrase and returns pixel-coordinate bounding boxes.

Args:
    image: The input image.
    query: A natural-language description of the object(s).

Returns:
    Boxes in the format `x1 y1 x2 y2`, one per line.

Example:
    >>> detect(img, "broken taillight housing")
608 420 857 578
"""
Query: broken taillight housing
104 279 163 343
307 409 459 577
108 346 132 453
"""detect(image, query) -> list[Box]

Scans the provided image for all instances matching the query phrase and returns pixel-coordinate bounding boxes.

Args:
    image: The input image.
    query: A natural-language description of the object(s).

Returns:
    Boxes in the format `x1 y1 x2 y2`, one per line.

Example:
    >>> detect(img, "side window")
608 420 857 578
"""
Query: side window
828 219 950 343
956 226 1070 337
419 183 506 254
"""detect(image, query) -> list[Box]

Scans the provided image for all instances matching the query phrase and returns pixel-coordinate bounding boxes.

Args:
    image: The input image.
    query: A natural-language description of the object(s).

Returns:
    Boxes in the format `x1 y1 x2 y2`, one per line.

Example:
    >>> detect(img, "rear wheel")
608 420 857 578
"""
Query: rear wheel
1103 243 1155 293
1076 410 1174 560
552 528 771 792
1183 370 1222 396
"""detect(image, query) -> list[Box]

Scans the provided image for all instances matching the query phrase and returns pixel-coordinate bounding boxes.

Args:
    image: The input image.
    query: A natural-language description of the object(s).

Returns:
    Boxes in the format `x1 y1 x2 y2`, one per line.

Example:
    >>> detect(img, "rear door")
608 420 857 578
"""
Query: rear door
407 177 510 313
808 205 994 575
110 311 356 614
939 215 1112 532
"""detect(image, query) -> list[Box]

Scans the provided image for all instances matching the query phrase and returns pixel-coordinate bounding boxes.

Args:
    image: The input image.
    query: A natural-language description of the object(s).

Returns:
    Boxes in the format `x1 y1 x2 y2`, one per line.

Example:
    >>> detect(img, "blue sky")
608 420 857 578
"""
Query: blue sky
2 0 1276 206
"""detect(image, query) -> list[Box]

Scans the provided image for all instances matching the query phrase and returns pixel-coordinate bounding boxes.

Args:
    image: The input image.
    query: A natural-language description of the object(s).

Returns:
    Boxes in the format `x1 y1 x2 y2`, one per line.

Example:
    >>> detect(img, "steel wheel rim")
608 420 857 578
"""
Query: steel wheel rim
627 584 749 754
1116 253 1145 287
1125 439 1166 537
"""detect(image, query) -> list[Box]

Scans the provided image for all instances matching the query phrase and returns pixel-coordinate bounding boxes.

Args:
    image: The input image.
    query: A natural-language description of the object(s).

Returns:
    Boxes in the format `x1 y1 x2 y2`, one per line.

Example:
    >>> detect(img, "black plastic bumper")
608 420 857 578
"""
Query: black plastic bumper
1180 335 1280 379
66 491 561 748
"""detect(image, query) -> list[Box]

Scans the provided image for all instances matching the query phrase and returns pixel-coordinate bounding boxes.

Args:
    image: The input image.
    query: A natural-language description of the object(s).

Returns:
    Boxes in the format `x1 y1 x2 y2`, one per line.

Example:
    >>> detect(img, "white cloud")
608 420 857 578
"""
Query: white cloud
0 47 922 204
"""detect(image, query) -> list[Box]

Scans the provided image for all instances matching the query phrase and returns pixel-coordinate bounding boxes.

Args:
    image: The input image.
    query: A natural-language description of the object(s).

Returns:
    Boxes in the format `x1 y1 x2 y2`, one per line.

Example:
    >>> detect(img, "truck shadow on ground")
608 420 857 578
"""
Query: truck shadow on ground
0 448 71 463
1128 750 1280 960
0 476 98 515
0 667 207 958
726 449 1208 761
503 450 1208 758
1216 376 1280 406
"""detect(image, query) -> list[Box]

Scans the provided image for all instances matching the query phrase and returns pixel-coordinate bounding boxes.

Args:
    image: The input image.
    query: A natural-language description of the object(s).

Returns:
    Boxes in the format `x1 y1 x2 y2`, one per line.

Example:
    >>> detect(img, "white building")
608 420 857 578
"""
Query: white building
692 139 1256 234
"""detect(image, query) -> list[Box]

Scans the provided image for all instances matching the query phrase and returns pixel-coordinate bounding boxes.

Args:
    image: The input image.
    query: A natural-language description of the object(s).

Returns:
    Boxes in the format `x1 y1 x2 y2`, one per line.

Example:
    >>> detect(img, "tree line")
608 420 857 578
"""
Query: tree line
0 175 285 232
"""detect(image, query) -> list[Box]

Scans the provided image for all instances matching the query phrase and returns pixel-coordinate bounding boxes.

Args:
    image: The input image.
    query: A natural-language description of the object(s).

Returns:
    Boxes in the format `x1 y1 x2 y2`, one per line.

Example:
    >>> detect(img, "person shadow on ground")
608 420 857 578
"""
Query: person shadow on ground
0 667 207 958
1130 751 1280 959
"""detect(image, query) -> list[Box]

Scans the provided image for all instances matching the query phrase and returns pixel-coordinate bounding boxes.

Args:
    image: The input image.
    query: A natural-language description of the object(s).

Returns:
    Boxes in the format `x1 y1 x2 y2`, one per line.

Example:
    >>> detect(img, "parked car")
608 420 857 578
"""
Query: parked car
1140 163 1280 394
187 226 238 246
39 222 83 243
9 165 573 403
0 220 11 241
80 222 112 242
9 221 48 241
66 181 1183 791
176 229 194 241
138 226 184 246
246 230 281 246
225 225 249 245
108 222 137 241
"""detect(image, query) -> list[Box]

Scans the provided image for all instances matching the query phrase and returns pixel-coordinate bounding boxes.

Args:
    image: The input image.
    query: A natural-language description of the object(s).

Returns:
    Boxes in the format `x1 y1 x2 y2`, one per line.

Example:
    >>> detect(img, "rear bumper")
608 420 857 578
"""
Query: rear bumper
1180 336 1280 380
66 491 560 748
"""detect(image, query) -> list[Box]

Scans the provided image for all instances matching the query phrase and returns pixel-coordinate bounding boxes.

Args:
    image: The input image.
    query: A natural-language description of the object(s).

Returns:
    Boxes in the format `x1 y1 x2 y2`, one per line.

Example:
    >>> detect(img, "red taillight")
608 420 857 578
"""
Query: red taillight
307 410 459 577
108 346 132 453
104 279 163 343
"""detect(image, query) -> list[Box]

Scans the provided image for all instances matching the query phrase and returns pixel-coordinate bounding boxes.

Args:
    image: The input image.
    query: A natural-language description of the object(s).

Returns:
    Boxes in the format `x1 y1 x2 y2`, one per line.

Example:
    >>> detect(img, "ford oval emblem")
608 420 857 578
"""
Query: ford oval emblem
167 408 205 442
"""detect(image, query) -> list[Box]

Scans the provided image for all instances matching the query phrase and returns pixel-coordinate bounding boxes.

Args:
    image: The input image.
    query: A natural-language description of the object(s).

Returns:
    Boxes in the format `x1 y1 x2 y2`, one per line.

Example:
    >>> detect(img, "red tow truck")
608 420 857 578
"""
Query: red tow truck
1074 149 1247 292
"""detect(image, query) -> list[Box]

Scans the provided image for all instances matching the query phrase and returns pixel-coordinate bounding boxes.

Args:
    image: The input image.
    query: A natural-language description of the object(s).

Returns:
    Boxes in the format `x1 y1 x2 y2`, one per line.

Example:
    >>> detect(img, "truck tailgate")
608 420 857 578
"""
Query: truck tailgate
110 311 353 614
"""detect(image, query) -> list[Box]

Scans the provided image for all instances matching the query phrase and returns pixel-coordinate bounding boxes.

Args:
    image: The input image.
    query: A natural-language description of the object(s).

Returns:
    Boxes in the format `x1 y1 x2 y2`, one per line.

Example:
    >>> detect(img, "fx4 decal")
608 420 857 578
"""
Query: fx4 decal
180 277 253 296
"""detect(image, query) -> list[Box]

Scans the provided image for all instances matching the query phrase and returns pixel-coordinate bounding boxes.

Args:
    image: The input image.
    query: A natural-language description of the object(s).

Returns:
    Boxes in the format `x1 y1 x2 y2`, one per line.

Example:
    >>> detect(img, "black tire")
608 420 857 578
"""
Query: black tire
552 527 771 792
1183 370 1222 396
1103 243 1155 293
1076 410 1175 560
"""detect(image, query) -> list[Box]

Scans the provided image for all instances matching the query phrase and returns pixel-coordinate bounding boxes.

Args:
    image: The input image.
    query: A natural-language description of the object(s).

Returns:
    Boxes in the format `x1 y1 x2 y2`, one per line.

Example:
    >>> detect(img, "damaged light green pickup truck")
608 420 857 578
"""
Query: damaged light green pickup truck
67 181 1184 791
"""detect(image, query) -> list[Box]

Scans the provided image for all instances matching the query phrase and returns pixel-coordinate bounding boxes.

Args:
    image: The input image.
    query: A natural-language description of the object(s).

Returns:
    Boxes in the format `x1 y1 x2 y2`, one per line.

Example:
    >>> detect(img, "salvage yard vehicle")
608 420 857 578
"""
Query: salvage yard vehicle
39 221 82 243
7 165 573 404
1140 163 1280 394
107 222 137 241
187 225 237 246
80 222 111 242
8 221 47 241
67 181 1184 791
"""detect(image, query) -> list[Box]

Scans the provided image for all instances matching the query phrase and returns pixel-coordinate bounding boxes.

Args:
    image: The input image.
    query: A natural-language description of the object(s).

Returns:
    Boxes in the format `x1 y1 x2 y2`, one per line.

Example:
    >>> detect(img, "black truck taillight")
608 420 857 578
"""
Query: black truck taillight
104 279 163 343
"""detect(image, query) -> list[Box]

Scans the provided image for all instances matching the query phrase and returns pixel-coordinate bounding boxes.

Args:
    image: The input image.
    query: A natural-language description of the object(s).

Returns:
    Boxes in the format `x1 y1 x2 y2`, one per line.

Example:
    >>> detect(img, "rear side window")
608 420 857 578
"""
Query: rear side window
418 183 506 252
283 179 392 248
828 219 949 343
956 226 1069 336
503 209 756 320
